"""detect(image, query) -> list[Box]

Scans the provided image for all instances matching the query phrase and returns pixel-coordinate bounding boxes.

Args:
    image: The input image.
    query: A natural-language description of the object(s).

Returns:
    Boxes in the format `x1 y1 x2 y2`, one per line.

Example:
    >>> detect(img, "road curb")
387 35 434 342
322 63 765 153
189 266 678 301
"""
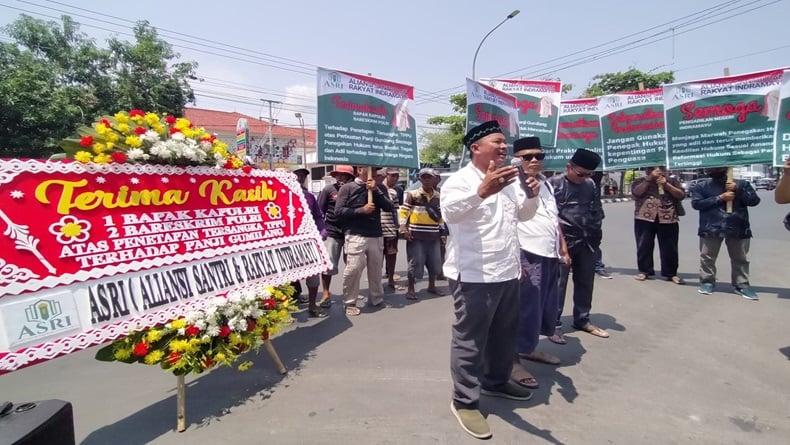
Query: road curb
602 197 632 204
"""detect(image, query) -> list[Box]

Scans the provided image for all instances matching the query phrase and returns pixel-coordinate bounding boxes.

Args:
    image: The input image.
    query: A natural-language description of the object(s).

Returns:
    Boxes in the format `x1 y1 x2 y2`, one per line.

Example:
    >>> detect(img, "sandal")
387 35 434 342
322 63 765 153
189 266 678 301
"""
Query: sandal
511 364 539 389
669 276 685 285
426 288 446 296
634 273 648 281
548 328 567 345
319 298 332 308
309 308 328 318
519 351 560 365
345 306 361 316
405 293 419 301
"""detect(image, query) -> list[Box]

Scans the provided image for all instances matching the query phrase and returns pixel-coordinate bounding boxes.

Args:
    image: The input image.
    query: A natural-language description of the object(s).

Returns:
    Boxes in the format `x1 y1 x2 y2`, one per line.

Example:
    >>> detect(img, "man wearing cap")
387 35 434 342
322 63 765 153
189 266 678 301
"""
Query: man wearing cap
399 167 445 300
334 166 394 316
509 137 568 390
442 120 540 440
548 149 609 342
381 167 404 290
318 165 355 307
291 167 328 317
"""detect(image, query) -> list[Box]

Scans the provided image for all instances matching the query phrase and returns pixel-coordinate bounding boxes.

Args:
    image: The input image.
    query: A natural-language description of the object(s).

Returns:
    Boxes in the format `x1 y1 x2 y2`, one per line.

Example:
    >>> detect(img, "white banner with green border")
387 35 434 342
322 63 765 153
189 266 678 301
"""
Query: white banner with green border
546 98 603 172
465 79 519 146
316 68 418 168
484 79 561 147
773 69 790 166
599 89 666 170
664 68 782 169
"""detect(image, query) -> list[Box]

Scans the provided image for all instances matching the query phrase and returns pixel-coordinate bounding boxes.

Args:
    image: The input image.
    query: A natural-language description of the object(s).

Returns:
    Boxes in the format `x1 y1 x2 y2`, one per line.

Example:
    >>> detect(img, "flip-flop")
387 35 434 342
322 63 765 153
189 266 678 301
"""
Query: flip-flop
319 298 332 308
669 276 686 285
548 329 567 345
309 308 328 318
426 288 446 296
634 273 648 281
405 293 419 301
519 351 560 365
388 283 406 291
510 367 539 389
575 323 610 338
345 306 361 316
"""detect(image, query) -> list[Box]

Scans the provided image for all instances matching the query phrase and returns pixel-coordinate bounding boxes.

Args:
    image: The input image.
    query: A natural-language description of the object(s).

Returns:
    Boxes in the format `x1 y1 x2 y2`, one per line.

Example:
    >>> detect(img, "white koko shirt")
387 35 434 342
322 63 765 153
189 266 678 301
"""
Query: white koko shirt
441 163 539 283
517 177 561 259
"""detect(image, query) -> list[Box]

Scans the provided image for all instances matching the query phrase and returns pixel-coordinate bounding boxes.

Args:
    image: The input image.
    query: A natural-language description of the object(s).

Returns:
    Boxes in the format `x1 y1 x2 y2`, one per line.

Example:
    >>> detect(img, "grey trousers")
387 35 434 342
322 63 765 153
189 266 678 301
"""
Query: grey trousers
342 234 384 306
699 237 750 287
449 278 519 409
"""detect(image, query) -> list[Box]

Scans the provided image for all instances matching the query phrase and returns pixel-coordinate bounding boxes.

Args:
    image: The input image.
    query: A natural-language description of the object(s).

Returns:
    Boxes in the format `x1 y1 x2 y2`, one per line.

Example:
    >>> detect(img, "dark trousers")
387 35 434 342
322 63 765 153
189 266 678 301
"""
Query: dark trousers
634 219 679 277
449 278 519 409
557 244 596 329
518 251 559 354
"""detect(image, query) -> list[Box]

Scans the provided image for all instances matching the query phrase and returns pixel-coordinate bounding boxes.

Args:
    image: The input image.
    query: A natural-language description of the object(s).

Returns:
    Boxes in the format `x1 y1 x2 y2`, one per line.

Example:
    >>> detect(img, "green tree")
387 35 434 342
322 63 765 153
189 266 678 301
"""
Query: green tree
0 15 197 158
422 94 467 164
583 67 674 96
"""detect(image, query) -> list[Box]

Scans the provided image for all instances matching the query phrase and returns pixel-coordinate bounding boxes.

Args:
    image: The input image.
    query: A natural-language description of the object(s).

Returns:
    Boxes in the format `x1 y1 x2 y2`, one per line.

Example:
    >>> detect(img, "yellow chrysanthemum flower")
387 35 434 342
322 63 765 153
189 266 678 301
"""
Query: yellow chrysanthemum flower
144 350 164 365
114 112 129 123
93 153 111 164
146 329 163 343
186 338 202 353
144 113 160 126
92 143 107 154
125 135 142 148
169 339 189 352
74 151 93 163
214 352 226 362
114 348 132 360
229 333 243 346
153 124 166 135
174 118 191 130
105 141 115 150
238 361 254 371
171 319 187 329
105 132 119 143
117 123 131 135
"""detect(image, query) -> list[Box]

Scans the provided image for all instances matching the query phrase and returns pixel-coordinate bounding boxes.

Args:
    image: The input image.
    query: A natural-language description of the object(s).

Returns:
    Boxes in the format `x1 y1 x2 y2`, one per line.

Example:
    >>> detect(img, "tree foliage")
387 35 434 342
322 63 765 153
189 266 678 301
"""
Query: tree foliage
583 68 674 97
422 94 467 164
0 15 197 158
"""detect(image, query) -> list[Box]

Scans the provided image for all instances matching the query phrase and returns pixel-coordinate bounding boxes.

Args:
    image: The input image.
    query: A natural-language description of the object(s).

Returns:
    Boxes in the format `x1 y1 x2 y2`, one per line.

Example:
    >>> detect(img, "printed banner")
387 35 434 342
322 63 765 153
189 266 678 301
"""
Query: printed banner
0 159 329 373
484 79 561 146
465 79 520 145
599 89 667 169
664 69 782 169
236 118 249 158
773 70 790 166
316 68 419 168
547 98 603 171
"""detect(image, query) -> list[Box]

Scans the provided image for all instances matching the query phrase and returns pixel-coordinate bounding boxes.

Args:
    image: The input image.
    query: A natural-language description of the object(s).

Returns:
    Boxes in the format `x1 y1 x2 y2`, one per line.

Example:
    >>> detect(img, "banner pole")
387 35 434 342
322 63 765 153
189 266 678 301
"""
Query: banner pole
726 167 734 213
176 375 186 432
368 166 373 203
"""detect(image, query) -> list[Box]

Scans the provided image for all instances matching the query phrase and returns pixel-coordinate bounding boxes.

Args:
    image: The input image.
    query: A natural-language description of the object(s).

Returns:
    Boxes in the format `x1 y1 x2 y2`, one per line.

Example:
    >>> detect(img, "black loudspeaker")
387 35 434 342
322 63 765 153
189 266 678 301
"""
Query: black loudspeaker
0 399 75 445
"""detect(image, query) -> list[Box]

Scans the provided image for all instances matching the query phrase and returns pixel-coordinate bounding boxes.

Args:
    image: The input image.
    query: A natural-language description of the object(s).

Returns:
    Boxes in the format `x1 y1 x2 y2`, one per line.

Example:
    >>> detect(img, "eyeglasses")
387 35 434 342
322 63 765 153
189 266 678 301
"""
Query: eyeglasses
572 167 593 178
519 153 545 161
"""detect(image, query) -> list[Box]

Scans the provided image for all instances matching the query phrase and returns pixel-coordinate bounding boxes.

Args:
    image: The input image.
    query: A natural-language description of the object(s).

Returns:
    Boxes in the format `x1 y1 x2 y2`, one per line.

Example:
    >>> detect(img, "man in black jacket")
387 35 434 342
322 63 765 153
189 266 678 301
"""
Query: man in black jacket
334 166 393 315
691 167 760 300
549 149 609 342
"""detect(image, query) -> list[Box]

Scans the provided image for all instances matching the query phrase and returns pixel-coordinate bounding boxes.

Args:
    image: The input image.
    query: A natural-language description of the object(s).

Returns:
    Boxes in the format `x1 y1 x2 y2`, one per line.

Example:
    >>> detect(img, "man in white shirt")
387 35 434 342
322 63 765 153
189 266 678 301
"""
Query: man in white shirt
510 137 570 390
442 120 540 440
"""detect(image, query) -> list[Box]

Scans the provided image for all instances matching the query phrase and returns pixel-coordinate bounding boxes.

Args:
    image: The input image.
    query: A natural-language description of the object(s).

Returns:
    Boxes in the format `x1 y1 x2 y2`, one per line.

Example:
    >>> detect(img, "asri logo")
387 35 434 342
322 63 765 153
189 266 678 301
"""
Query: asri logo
325 71 344 89
17 298 75 341
602 96 623 110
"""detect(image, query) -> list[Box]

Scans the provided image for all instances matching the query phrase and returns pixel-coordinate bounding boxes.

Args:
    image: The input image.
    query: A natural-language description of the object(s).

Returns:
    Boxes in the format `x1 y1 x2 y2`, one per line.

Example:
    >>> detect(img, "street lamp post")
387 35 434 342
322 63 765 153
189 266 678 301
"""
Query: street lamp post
471 9 520 80
294 112 307 168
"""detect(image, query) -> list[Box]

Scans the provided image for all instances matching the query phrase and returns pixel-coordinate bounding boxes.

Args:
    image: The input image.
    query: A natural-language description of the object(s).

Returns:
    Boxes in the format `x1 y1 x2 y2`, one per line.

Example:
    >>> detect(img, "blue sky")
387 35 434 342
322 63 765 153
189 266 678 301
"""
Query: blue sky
1 0 788 134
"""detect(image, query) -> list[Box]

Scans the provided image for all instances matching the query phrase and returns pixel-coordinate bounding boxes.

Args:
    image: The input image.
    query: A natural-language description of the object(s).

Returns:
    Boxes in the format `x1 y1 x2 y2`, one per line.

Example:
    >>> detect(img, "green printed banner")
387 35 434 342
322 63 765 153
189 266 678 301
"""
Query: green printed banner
546 98 603 172
773 70 790 166
485 79 561 146
465 79 519 146
664 69 781 169
599 89 666 169
316 68 419 168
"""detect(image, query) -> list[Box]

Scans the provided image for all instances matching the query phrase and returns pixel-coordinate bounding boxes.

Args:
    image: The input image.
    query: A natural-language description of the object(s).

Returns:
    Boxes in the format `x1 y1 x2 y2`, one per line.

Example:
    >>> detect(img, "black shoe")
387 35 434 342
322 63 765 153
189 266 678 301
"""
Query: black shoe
595 269 613 279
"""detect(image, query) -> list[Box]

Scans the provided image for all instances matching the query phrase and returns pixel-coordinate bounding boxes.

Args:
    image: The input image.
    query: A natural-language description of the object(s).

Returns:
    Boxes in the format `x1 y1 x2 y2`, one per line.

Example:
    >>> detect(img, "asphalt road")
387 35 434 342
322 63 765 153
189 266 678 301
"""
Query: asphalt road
1 190 789 444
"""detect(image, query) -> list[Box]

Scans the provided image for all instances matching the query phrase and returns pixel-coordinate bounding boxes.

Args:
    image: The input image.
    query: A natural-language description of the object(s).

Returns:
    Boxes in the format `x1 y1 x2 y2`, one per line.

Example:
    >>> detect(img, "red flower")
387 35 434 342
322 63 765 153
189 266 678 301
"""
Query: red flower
262 298 276 310
110 151 127 163
79 135 94 147
165 115 177 125
185 325 200 337
242 165 253 174
129 109 144 118
223 159 234 169
202 357 214 368
261 330 270 340
133 342 149 357
246 320 256 331
218 326 231 338
99 118 112 128
169 127 181 135
134 126 147 135
167 352 182 365
237 343 247 352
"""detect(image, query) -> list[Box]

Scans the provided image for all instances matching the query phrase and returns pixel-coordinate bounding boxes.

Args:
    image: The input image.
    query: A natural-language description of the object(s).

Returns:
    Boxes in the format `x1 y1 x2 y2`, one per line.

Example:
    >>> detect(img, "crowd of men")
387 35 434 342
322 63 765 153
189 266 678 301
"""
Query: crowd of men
286 119 784 440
